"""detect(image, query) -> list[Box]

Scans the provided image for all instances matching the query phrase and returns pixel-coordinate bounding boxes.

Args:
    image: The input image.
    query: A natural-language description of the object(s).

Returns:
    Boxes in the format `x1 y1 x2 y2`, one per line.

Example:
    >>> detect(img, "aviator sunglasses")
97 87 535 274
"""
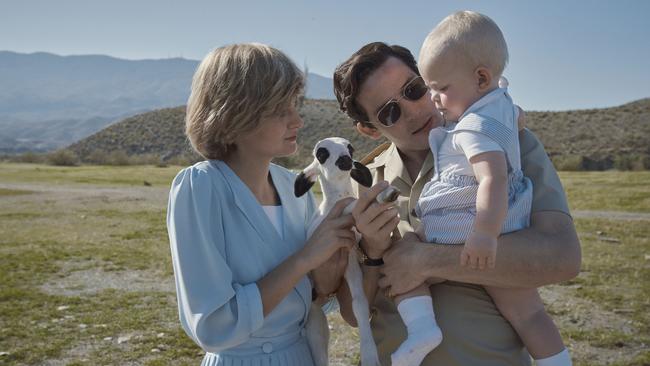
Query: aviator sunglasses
374 76 429 127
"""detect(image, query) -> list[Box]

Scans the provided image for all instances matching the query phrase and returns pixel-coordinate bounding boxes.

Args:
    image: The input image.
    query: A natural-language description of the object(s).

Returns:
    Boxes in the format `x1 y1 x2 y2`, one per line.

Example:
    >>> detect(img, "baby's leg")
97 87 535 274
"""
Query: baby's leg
485 286 572 366
391 284 442 366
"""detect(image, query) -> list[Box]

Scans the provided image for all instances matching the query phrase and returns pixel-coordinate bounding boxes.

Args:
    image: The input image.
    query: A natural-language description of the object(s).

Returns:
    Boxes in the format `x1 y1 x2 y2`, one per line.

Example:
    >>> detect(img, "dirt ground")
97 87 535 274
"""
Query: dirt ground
1 180 648 365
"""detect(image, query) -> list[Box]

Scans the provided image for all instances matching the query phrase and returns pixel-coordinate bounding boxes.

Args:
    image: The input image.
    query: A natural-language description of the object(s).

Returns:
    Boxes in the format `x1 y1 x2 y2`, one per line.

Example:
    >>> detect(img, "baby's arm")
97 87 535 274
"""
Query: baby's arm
462 151 508 269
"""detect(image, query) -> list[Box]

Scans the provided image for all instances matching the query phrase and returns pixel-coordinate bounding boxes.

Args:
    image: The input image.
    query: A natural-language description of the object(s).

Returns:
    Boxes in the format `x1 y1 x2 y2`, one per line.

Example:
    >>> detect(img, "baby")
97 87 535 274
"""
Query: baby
390 11 572 366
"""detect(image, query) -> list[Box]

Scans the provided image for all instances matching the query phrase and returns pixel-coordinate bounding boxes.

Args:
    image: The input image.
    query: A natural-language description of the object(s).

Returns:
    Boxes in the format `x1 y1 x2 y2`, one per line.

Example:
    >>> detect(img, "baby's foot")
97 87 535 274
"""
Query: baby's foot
391 324 442 366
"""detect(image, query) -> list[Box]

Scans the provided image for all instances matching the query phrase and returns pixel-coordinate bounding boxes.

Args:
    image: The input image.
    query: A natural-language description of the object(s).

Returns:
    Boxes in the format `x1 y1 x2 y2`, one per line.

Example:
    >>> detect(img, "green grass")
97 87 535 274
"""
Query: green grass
0 163 183 187
0 179 192 364
559 171 650 212
0 188 34 196
560 217 650 365
0 164 648 365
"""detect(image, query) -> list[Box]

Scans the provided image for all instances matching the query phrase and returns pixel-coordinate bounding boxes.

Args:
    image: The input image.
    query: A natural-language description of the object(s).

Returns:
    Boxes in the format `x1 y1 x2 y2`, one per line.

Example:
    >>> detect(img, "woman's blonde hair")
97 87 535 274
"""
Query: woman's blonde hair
185 43 304 160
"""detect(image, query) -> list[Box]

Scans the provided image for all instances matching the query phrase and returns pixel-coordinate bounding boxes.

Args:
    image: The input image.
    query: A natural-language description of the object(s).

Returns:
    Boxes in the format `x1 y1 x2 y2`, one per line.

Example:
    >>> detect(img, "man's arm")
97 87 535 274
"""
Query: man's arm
379 129 581 294
379 210 581 295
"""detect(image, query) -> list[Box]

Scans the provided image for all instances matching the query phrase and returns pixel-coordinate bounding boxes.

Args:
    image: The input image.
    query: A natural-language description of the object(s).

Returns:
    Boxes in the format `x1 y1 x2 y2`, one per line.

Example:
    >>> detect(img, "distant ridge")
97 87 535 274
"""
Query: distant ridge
67 98 650 170
67 99 380 168
0 51 336 153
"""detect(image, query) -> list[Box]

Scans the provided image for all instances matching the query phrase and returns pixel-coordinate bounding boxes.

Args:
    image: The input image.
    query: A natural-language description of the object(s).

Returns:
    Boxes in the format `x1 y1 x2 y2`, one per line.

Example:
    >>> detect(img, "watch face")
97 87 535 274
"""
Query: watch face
363 257 384 266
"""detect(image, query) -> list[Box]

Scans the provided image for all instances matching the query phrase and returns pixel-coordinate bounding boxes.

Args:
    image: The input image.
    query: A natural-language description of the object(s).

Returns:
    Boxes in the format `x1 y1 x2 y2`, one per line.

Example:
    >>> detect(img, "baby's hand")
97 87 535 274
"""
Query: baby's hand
460 231 497 270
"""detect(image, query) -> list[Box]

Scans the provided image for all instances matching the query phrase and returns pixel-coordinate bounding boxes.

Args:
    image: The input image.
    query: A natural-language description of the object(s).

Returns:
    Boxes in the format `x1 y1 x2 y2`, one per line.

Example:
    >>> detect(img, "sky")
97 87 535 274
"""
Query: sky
2 0 649 111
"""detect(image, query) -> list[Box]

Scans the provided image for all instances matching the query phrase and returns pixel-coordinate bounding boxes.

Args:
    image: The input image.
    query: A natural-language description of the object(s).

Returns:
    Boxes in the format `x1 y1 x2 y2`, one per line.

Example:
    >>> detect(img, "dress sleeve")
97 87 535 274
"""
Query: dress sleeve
166 166 265 353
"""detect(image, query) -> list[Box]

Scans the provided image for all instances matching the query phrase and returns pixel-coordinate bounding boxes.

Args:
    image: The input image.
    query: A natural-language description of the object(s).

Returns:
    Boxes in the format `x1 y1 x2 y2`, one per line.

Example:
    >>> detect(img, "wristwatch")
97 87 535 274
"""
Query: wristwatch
357 242 384 266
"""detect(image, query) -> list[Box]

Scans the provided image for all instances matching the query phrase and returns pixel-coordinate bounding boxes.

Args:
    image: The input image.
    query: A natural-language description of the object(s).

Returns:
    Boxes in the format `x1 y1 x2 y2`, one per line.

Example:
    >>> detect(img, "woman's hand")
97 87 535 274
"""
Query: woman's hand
352 181 400 259
301 198 356 271
310 248 348 299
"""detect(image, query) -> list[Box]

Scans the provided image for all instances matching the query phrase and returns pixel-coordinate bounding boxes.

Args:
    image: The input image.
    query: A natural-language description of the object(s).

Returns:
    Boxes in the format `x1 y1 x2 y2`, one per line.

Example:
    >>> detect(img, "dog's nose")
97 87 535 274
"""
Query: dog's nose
336 155 353 171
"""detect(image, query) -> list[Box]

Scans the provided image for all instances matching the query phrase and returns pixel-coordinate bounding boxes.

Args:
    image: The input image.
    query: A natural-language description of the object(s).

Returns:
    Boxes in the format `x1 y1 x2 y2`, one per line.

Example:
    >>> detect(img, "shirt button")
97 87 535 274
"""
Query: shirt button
262 342 273 354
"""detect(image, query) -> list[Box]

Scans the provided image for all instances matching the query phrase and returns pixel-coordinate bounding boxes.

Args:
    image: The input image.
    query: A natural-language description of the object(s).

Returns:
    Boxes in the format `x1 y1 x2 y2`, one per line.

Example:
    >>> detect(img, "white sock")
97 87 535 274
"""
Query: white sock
535 348 572 366
391 296 442 366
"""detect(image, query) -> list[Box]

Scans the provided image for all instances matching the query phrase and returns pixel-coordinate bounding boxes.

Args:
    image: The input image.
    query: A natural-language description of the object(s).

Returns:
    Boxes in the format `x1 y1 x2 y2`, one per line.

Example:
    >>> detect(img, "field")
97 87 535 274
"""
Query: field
0 163 648 365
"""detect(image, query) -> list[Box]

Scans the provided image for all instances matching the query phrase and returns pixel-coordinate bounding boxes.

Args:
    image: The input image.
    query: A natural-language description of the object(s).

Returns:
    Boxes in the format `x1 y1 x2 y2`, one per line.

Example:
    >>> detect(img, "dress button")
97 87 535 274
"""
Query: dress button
262 342 273 354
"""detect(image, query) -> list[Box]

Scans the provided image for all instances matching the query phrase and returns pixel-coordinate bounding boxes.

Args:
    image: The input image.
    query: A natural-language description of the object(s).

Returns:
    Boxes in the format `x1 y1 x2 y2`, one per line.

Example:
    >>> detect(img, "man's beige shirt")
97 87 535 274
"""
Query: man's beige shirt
358 129 570 366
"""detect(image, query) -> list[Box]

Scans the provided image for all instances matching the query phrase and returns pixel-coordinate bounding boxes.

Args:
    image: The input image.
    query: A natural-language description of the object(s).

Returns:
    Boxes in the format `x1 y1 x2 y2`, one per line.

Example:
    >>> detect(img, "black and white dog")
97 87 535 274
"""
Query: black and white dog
295 137 400 366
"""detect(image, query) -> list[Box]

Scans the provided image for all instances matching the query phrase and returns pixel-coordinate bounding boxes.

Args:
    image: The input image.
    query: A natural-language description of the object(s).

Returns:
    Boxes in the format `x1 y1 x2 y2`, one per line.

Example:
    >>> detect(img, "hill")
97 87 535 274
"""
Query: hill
67 98 650 170
526 98 650 169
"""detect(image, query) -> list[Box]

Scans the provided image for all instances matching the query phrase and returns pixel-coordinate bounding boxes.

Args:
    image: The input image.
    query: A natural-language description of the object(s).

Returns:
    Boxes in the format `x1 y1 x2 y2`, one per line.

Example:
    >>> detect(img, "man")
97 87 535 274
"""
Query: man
322 42 580 365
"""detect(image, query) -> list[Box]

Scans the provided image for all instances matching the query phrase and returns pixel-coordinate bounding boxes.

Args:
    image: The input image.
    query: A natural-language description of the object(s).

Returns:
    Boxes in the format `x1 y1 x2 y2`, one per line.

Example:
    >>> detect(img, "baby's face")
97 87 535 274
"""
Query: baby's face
421 58 481 122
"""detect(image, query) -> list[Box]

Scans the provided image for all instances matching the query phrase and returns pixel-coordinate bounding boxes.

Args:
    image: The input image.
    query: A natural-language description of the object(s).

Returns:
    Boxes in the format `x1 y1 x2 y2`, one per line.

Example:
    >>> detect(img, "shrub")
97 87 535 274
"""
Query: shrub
129 153 163 166
551 154 584 171
273 155 305 170
46 149 79 166
14 152 46 164
106 150 131 166
613 154 650 171
86 149 109 165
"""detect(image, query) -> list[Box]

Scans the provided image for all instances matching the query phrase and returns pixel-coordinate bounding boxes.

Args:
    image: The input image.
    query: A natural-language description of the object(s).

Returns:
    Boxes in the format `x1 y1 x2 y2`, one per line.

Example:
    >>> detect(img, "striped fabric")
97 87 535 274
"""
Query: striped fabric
416 97 533 244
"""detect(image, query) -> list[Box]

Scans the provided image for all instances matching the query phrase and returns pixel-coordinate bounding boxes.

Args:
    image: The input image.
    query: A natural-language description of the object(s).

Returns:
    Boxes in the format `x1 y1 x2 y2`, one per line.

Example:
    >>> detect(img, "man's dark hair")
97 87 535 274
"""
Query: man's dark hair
333 42 419 127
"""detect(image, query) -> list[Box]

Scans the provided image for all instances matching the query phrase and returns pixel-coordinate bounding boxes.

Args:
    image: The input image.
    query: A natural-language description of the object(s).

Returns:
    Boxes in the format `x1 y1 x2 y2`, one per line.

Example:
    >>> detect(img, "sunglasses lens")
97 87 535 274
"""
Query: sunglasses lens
378 102 400 126
404 77 428 101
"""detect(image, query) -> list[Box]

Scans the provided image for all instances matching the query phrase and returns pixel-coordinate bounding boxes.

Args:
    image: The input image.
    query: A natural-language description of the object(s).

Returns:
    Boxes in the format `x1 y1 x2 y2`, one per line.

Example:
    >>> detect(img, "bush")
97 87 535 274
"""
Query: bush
166 153 202 167
273 155 306 170
613 154 650 171
46 149 79 166
129 153 163 166
13 152 46 164
551 154 584 171
86 149 109 165
106 150 131 166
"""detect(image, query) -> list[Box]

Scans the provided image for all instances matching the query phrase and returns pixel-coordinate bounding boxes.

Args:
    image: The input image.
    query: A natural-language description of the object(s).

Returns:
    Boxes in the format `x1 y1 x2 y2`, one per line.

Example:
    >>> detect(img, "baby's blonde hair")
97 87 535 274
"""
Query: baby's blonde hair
185 43 304 160
419 11 508 77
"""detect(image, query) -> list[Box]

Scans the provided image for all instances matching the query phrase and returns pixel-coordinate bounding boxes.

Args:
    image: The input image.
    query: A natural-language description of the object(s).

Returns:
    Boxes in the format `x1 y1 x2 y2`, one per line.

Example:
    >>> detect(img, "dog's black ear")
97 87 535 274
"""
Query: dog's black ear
350 161 373 188
316 147 329 164
294 172 315 197
347 144 355 157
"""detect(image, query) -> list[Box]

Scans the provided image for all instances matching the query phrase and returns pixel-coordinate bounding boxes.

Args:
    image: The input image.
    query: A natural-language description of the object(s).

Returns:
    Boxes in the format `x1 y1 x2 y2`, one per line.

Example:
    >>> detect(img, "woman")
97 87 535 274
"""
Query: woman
166 43 355 366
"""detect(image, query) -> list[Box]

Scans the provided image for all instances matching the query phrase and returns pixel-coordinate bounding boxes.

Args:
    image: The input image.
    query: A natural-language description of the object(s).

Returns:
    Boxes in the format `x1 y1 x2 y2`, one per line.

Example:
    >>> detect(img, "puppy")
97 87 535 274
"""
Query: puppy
295 137 399 366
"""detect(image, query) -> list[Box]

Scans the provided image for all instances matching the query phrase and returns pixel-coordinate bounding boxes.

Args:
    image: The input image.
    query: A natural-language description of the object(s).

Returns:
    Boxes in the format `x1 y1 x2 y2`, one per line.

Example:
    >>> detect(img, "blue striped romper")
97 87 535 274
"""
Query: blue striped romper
415 87 533 244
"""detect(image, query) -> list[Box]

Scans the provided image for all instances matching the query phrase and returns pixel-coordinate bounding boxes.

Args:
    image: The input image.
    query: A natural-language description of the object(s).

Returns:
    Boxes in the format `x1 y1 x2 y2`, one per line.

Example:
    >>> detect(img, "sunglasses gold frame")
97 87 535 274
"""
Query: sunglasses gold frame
373 76 429 127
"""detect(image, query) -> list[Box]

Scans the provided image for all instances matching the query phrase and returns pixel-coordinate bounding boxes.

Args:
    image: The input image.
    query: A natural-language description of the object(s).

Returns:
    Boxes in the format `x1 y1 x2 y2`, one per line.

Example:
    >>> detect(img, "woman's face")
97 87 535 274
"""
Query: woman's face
235 100 304 160
356 57 443 153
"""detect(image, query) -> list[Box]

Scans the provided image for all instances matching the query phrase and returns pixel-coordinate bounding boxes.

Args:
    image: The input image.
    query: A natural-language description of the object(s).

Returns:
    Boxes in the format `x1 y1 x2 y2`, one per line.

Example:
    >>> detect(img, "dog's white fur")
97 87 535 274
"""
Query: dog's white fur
297 137 393 366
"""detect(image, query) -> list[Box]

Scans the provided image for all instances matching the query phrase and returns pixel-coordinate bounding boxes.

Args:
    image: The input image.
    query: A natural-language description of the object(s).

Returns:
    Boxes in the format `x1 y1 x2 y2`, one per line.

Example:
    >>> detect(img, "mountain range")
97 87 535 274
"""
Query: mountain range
0 51 335 153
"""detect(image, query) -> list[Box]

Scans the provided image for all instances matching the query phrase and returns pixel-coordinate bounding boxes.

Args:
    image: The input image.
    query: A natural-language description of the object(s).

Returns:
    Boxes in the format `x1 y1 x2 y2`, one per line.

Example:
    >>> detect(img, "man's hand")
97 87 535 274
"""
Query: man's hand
378 232 431 296
352 181 400 259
